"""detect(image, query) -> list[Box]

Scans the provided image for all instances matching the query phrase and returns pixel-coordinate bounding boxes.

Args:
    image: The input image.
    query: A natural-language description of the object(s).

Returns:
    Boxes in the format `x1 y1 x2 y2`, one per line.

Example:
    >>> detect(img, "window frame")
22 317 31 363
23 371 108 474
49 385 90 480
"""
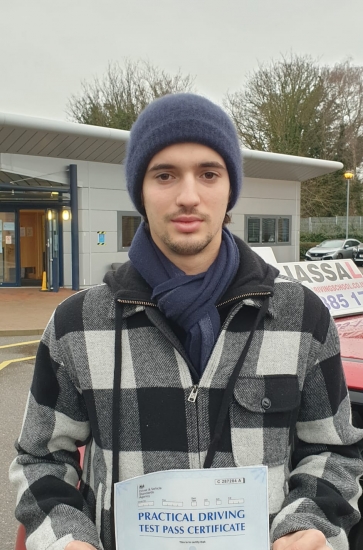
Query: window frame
117 211 142 251
245 215 292 246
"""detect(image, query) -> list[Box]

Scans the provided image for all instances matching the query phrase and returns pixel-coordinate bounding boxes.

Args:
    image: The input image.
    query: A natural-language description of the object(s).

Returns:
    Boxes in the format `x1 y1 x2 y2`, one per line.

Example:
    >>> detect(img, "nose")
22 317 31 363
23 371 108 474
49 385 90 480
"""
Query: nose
175 174 201 208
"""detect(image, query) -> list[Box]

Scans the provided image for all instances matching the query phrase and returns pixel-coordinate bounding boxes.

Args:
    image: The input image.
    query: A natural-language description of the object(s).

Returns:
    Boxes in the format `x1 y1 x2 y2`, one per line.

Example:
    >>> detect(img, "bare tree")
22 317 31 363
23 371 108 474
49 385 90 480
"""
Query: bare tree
327 60 363 174
67 60 195 130
224 55 338 157
224 54 363 217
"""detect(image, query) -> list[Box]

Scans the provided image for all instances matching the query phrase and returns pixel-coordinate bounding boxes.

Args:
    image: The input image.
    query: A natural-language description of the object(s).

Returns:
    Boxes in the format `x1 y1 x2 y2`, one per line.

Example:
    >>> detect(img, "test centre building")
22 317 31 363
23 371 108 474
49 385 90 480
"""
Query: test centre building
0 111 343 291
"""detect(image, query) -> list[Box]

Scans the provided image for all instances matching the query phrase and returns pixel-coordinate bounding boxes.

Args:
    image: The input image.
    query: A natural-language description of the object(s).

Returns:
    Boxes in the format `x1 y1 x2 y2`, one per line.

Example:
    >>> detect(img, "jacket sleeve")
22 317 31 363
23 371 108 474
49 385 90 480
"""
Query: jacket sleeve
270 304 363 550
9 312 103 550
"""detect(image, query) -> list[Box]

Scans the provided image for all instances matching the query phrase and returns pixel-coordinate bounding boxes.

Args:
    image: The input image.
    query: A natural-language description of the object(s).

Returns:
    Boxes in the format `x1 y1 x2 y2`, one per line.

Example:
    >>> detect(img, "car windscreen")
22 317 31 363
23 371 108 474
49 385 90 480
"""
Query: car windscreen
318 240 344 248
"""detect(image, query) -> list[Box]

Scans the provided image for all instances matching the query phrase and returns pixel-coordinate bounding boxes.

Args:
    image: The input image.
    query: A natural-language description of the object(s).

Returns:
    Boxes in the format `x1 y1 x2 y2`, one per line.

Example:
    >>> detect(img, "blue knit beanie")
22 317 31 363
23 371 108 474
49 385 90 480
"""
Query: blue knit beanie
125 93 242 215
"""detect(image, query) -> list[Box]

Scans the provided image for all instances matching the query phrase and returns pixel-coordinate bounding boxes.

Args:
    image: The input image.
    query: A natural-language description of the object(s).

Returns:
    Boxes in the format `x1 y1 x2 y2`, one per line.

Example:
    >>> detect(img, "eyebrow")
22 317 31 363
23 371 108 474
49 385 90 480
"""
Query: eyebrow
199 162 226 169
148 163 176 172
147 161 226 172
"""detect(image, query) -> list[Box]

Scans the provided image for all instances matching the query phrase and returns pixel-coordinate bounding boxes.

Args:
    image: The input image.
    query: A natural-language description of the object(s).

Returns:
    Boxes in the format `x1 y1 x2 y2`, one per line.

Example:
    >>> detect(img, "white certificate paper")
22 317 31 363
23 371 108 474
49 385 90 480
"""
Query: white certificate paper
114 466 269 550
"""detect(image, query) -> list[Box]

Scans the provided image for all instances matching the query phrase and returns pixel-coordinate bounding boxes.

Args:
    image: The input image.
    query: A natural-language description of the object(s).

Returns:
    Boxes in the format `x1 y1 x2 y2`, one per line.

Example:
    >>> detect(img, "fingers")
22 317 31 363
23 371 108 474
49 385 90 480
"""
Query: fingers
273 529 329 550
65 541 98 550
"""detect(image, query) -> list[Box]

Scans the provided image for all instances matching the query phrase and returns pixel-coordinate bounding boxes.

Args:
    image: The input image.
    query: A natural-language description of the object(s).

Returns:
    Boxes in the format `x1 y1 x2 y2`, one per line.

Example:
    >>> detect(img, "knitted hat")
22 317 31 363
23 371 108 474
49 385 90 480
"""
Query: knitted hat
125 93 242 215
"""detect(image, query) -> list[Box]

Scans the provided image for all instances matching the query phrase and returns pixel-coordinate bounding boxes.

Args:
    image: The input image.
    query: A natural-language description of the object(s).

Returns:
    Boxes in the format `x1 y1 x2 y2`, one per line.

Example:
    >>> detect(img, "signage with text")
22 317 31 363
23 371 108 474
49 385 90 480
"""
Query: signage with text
278 260 363 317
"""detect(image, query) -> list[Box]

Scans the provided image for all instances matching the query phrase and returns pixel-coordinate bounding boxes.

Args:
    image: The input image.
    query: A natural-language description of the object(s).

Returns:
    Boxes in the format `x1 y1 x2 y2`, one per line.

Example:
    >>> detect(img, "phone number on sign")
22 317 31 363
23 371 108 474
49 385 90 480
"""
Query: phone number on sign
320 291 363 310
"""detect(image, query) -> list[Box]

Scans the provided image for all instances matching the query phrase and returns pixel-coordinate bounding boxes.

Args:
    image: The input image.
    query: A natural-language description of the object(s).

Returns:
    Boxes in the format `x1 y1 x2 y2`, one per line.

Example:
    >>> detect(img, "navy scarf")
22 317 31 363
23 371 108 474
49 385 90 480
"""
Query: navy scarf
129 223 240 374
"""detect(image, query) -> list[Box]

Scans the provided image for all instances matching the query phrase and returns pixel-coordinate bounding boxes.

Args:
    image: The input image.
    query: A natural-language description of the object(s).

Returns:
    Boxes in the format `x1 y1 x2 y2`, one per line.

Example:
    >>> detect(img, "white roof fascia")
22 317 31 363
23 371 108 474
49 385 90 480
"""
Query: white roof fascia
243 148 342 173
0 153 74 185
0 111 344 181
0 112 129 142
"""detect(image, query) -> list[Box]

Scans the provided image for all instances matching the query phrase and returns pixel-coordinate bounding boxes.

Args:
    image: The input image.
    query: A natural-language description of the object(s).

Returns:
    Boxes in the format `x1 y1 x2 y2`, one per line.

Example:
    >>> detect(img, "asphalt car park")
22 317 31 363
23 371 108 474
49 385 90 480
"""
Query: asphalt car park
0 336 38 550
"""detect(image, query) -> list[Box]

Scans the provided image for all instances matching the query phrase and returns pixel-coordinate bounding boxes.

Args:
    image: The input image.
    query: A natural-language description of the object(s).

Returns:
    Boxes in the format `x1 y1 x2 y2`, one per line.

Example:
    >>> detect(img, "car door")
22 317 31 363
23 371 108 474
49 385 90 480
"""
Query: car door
344 240 358 258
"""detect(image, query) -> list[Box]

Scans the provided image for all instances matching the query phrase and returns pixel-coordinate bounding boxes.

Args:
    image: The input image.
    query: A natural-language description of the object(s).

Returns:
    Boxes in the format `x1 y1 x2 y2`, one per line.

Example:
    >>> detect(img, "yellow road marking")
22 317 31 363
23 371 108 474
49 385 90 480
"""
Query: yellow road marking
0 340 40 349
0 356 36 371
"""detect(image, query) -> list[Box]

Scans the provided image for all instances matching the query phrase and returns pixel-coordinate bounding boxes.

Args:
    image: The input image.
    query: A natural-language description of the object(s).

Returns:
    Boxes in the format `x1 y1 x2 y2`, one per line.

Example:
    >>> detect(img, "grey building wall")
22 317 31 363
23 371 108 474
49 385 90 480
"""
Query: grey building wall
231 177 301 263
1 153 302 288
62 160 134 287
1 154 134 287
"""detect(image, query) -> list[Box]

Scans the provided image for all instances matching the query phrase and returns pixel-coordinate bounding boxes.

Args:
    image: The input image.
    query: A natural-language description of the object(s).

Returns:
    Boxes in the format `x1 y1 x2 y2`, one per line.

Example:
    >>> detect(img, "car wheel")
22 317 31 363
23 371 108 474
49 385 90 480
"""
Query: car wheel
337 253 343 259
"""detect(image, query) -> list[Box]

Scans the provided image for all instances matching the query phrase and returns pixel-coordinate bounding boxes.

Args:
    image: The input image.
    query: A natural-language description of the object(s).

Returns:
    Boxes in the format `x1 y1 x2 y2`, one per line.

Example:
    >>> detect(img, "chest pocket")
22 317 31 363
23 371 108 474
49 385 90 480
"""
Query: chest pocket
230 375 300 467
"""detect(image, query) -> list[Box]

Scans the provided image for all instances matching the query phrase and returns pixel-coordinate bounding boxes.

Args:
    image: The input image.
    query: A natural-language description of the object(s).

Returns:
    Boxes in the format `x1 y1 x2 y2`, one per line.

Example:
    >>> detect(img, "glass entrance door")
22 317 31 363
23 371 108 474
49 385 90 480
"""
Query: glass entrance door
45 209 59 292
0 211 17 286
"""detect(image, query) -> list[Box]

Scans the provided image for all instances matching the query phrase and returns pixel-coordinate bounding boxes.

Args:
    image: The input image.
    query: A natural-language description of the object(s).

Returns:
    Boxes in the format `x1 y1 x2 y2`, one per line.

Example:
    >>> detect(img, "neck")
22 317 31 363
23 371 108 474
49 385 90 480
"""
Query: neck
153 236 223 275
167 248 220 275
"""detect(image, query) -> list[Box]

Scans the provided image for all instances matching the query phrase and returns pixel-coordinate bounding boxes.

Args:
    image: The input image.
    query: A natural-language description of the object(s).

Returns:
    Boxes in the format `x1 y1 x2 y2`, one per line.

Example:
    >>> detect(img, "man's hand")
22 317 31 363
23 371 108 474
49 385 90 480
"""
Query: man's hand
273 529 330 550
65 542 97 550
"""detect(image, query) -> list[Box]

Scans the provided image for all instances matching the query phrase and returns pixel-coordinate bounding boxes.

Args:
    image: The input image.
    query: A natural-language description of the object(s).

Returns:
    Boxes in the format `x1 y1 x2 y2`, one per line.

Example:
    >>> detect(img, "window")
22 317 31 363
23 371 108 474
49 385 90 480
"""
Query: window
247 218 260 243
246 216 291 245
262 218 276 243
278 218 290 243
117 211 142 251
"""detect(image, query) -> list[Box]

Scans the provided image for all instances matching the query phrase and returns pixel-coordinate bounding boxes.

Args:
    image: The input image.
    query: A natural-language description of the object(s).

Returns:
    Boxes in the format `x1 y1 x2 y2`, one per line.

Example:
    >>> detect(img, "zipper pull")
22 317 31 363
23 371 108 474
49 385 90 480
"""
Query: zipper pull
188 385 199 403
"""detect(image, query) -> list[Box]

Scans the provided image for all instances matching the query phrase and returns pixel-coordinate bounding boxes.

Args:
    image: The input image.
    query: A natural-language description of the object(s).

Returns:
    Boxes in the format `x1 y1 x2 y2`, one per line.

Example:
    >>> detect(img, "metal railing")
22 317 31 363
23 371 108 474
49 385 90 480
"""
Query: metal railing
301 216 363 235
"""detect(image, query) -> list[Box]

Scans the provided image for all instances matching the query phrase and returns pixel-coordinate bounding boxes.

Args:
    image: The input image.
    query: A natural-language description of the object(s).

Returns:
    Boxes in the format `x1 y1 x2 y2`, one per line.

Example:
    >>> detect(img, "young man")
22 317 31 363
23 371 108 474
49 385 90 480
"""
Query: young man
10 94 363 550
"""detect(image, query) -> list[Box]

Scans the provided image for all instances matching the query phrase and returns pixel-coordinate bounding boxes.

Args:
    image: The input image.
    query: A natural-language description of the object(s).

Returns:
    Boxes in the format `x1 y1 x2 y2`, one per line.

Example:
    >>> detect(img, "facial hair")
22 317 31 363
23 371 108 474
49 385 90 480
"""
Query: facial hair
159 208 217 256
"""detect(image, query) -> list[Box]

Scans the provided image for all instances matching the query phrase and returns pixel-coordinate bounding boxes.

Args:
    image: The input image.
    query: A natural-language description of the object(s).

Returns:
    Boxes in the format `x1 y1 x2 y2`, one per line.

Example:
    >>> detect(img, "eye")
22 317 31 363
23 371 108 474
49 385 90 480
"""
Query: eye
156 173 173 182
203 171 218 180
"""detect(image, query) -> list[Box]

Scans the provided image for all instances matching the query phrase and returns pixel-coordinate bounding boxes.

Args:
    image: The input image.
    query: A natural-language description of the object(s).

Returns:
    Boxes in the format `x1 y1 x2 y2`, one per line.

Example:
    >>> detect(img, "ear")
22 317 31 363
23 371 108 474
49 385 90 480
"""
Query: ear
140 189 147 219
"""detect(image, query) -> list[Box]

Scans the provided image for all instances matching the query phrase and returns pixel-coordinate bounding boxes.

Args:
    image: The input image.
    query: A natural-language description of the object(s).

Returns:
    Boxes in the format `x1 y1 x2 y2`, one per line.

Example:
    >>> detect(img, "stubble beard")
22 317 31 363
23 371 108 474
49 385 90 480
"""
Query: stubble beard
161 231 215 256
150 209 222 256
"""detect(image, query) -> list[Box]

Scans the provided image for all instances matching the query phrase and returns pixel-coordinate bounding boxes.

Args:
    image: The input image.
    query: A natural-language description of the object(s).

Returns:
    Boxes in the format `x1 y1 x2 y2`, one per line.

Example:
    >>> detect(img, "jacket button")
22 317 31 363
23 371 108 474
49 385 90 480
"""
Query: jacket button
261 397 271 410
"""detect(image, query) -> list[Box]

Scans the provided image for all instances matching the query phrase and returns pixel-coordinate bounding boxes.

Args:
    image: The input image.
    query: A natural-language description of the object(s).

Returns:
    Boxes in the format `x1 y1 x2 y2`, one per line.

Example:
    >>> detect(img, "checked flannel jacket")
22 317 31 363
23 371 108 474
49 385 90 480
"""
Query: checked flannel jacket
10 238 363 550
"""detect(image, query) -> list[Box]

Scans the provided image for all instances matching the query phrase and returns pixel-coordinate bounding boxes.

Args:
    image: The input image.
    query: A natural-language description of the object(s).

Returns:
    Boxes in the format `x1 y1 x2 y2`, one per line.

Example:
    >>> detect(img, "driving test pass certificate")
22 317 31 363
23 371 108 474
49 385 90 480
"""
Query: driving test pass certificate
114 466 269 550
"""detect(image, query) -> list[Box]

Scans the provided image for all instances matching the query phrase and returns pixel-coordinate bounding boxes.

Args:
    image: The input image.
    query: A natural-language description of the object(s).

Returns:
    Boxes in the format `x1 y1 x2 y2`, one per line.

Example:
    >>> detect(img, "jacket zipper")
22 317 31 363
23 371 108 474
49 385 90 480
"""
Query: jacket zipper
188 385 199 402
217 291 272 308
117 299 156 307
117 291 272 310
117 291 271 468
117 293 272 403
187 384 202 467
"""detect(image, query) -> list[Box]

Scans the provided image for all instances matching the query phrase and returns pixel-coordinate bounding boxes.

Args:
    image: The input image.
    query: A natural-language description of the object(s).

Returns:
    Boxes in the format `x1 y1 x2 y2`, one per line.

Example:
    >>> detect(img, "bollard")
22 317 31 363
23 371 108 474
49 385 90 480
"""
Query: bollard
40 271 48 292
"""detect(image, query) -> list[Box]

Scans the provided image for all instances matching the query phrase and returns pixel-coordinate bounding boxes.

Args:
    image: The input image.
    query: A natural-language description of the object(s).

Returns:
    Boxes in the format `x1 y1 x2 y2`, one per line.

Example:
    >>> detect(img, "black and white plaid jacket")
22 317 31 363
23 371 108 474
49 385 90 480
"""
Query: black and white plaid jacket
10 238 363 550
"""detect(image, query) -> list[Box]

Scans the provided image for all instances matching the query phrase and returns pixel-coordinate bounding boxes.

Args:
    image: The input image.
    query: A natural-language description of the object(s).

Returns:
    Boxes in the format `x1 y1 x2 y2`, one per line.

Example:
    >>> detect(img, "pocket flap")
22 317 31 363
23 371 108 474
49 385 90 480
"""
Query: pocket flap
233 375 300 413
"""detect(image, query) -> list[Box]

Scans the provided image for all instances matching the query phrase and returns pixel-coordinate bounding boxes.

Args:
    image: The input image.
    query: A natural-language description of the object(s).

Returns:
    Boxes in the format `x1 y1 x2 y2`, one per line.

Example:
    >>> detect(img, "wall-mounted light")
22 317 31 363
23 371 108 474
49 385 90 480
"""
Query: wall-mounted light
47 210 53 221
62 209 70 221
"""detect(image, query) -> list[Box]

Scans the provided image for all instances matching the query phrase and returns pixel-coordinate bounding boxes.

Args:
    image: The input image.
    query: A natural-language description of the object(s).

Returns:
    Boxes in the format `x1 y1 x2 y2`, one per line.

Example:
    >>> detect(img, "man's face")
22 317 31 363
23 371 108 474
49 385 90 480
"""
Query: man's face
142 142 230 261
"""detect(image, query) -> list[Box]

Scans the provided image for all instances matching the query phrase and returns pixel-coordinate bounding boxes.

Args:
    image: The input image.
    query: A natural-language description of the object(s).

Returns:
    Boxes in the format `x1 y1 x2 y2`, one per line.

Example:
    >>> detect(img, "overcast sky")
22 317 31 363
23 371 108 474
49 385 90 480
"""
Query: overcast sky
1 0 363 121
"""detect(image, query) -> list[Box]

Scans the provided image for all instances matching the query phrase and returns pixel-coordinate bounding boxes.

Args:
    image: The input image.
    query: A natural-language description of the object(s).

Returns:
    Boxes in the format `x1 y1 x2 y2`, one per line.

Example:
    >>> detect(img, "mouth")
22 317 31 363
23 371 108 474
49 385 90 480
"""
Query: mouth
171 216 203 233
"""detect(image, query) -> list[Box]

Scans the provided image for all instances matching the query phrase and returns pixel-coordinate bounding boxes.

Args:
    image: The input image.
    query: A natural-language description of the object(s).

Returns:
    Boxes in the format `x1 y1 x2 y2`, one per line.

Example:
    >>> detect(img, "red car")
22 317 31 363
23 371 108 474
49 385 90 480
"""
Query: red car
335 315 363 418
335 314 363 549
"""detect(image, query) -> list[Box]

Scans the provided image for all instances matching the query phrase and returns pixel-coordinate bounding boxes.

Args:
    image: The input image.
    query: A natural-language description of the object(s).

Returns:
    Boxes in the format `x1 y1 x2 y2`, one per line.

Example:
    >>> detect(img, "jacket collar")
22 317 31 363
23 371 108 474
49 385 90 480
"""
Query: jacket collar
104 235 279 318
